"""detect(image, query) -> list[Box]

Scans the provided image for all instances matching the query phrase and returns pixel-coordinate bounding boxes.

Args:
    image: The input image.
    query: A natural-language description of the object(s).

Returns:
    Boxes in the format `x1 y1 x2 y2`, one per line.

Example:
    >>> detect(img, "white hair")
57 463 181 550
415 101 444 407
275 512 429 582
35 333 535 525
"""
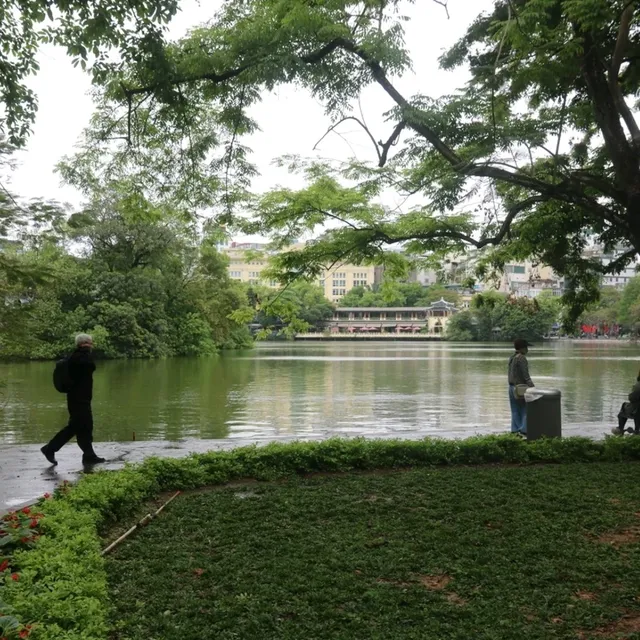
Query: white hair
75 333 93 347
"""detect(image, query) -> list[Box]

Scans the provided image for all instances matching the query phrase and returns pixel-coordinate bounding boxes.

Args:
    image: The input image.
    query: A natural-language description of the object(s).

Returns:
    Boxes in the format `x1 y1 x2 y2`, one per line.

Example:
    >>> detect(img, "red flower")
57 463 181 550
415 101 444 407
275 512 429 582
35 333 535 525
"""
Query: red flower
20 537 31 544
43 493 51 499
19 629 31 639
29 519 38 529
0 559 9 572
11 573 19 581
21 507 30 515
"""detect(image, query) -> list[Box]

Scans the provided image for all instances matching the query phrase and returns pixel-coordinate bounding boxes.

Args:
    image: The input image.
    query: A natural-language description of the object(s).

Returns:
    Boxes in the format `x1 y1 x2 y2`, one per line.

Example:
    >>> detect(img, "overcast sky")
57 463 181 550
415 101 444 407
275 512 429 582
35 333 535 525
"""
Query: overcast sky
8 0 496 220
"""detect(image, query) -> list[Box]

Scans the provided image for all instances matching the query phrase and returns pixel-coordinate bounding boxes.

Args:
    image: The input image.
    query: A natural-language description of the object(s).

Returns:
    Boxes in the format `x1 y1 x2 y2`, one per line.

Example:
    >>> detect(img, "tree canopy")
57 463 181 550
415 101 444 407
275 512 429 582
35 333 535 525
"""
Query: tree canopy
0 0 180 146
446 291 560 342
54 0 640 324
0 150 253 359
338 282 460 307
242 281 335 336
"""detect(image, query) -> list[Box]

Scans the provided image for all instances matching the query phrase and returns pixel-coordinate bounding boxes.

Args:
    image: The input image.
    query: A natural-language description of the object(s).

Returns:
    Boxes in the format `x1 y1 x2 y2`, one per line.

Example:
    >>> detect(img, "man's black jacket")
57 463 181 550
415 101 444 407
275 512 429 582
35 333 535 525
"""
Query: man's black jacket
67 347 96 404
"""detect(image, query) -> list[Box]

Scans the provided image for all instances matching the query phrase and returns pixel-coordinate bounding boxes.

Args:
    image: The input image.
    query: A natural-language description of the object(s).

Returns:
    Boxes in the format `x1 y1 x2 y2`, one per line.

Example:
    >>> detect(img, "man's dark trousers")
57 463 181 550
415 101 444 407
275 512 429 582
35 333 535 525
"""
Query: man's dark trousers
47 397 95 456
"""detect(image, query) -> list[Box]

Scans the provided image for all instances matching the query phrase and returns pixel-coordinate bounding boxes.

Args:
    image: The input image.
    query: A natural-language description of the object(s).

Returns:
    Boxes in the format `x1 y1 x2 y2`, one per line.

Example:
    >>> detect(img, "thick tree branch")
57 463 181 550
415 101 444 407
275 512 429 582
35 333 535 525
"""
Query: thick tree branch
333 37 587 198
581 30 639 189
365 195 547 250
612 2 634 77
609 1 640 143
569 171 628 204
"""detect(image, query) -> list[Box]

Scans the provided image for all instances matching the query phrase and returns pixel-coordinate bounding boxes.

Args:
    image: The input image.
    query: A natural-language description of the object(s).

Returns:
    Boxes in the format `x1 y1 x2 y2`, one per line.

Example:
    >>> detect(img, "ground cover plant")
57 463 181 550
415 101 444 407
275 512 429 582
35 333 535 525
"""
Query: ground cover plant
107 462 640 640
4 436 640 639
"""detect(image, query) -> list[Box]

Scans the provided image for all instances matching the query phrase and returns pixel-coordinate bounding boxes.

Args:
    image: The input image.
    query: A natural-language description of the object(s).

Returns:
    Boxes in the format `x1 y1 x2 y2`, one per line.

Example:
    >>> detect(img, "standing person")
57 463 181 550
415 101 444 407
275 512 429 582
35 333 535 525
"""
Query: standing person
612 371 640 435
508 338 535 436
41 334 106 465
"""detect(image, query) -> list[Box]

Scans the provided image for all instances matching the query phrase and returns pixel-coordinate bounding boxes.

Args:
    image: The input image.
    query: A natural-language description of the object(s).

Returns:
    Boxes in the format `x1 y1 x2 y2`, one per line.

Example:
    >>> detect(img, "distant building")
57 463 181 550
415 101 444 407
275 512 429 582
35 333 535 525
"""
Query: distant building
408 267 439 286
222 241 381 302
328 299 458 336
498 262 565 299
223 242 274 286
316 264 380 303
436 248 565 299
583 245 639 289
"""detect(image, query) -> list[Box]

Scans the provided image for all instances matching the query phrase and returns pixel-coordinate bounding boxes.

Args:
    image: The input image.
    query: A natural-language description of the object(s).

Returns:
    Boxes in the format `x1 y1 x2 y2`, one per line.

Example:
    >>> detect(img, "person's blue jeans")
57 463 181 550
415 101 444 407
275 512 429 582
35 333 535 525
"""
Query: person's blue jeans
509 385 527 434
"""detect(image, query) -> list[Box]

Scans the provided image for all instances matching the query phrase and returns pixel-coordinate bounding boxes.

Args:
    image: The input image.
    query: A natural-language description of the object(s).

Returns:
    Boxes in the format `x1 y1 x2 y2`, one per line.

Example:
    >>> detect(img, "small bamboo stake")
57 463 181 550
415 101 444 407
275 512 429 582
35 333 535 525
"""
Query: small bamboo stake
101 491 181 556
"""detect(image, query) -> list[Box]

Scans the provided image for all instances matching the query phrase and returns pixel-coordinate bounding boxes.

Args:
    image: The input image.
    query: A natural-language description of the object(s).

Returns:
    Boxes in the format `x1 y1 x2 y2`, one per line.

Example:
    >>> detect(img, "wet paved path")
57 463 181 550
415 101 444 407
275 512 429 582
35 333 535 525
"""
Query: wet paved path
0 422 608 513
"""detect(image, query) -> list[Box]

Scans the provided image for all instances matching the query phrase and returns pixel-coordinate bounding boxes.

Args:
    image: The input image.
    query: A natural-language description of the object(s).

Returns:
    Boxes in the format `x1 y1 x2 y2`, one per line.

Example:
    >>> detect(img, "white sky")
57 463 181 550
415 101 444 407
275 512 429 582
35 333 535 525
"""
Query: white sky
7 0 496 220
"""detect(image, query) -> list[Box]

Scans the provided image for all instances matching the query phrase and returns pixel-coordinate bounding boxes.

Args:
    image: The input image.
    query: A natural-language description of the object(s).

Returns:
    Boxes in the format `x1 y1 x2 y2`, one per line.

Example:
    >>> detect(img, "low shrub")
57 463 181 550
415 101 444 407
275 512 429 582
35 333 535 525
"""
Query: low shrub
2 434 640 639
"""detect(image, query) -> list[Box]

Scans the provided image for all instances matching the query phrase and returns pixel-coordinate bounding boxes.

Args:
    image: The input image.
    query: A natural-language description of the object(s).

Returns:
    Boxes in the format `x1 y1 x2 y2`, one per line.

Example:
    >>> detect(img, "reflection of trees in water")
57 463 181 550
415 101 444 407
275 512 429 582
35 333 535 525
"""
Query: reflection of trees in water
97 357 254 440
556 346 637 424
0 362 70 445
242 357 296 434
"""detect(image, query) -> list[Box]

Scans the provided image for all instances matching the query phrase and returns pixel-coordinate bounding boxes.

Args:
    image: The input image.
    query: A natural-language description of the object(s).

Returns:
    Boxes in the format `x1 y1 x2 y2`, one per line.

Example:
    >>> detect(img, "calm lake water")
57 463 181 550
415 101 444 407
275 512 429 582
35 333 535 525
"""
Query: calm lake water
0 341 639 446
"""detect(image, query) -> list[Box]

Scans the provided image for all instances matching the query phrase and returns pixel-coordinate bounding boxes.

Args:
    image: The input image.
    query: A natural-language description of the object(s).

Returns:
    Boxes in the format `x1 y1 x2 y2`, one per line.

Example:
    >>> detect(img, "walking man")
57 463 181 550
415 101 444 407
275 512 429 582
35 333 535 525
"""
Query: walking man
41 334 105 465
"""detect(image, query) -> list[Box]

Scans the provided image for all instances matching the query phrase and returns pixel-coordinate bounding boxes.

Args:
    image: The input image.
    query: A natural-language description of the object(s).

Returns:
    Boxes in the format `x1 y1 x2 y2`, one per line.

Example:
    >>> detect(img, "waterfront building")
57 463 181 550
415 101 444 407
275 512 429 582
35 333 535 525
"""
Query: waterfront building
327 299 458 336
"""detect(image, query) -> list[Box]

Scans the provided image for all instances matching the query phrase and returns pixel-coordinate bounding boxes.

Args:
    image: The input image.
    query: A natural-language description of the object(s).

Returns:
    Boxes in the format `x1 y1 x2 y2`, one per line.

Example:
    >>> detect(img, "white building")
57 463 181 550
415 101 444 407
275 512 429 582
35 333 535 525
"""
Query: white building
582 245 639 289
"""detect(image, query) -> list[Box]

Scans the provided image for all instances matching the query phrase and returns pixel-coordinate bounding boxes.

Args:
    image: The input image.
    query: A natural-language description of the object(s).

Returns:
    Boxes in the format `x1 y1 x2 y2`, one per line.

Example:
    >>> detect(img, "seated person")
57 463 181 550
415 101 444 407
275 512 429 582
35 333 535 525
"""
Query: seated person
612 371 640 435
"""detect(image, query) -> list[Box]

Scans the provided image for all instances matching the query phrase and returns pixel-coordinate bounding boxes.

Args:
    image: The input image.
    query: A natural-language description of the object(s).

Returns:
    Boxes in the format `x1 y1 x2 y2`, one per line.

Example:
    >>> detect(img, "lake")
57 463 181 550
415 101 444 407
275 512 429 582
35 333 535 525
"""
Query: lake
0 341 638 446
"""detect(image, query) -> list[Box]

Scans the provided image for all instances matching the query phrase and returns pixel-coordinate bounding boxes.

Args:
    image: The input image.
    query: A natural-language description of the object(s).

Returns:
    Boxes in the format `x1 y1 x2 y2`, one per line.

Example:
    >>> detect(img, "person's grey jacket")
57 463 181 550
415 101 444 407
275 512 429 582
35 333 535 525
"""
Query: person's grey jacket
508 353 534 387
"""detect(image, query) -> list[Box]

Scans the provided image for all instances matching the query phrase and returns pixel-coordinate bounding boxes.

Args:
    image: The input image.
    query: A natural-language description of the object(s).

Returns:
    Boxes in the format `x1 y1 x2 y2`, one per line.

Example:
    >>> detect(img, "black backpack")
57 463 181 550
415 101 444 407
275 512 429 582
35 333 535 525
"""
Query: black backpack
53 357 72 393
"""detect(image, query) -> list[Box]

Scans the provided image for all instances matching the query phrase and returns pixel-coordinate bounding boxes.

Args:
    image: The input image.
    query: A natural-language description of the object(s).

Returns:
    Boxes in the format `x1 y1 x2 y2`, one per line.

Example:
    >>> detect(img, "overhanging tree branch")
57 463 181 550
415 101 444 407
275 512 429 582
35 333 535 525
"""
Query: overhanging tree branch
119 20 634 248
354 195 548 250
123 39 346 98
123 33 596 204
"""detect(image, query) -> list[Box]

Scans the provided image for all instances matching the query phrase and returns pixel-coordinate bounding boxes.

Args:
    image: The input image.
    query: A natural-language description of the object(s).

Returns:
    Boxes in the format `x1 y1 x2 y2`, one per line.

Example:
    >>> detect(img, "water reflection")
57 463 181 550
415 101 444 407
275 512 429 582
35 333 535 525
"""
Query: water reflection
0 341 638 445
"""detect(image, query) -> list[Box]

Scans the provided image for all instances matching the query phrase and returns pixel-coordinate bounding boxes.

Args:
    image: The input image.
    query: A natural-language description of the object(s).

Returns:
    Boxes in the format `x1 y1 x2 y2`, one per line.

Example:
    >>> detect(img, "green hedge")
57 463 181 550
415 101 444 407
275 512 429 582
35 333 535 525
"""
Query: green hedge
4 435 640 639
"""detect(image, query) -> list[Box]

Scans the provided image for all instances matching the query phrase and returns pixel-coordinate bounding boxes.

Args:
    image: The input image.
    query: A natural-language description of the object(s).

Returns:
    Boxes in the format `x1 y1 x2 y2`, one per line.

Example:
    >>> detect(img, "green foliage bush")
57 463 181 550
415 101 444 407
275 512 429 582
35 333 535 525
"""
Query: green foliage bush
0 195 253 361
4 435 640 638
446 292 560 342
339 282 460 308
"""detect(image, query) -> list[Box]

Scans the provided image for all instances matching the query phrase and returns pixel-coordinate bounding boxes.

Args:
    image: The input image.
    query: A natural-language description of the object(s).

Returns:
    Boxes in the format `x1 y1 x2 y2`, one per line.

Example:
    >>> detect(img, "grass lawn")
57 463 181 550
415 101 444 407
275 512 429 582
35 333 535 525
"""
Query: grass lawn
106 463 640 640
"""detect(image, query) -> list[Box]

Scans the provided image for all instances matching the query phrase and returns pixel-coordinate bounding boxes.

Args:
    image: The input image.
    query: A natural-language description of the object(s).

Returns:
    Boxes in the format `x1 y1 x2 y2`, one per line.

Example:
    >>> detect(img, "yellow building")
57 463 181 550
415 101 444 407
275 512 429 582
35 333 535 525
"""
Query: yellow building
317 264 379 303
222 241 379 302
223 243 279 287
